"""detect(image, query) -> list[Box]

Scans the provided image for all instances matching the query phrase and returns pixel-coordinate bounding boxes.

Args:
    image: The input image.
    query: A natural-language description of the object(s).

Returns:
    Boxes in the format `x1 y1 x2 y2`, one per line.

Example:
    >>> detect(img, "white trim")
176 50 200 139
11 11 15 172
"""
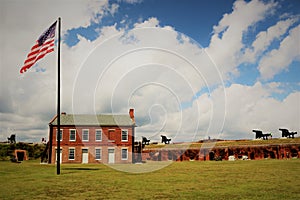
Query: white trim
121 147 128 160
81 148 89 164
69 129 76 141
121 129 128 142
95 129 102 141
95 147 102 160
55 148 62 164
56 129 63 141
108 148 115 164
68 147 75 160
82 129 89 141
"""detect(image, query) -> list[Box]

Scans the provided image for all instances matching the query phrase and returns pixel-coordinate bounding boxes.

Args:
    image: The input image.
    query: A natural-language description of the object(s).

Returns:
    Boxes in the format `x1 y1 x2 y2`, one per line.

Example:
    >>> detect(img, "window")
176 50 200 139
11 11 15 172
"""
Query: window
82 129 89 141
70 129 76 141
55 148 62 163
121 129 128 142
121 148 128 160
95 130 102 141
56 129 63 141
95 148 102 160
69 148 75 160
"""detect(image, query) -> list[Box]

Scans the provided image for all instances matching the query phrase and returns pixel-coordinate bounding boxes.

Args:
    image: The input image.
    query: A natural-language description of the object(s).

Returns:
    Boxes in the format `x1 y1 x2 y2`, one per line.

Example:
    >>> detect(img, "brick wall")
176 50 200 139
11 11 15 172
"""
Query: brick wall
141 144 300 161
50 126 133 164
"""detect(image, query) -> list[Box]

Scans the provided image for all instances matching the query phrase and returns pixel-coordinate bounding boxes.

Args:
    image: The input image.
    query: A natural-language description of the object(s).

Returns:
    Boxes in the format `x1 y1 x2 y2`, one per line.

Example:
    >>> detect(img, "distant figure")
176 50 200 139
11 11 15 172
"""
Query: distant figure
7 134 16 144
42 137 47 144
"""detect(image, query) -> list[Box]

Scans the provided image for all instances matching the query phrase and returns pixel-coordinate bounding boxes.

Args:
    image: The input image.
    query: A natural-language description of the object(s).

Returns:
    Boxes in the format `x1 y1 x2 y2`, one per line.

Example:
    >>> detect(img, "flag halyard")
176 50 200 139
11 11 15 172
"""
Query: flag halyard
20 21 57 74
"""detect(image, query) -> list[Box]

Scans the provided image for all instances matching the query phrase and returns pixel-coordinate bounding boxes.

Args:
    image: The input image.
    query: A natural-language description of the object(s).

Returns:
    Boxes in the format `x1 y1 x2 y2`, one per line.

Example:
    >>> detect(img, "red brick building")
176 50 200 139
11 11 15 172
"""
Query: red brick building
48 109 136 164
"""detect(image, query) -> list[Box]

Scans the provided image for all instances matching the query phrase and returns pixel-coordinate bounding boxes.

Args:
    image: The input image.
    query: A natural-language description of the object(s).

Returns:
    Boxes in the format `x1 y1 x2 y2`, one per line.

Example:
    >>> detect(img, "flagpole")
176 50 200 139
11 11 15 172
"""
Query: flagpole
56 17 61 175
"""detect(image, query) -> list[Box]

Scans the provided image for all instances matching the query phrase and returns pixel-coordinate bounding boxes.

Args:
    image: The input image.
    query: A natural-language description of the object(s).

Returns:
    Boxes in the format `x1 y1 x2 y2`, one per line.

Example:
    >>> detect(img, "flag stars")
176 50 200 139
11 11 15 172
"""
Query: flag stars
20 21 57 74
38 21 57 46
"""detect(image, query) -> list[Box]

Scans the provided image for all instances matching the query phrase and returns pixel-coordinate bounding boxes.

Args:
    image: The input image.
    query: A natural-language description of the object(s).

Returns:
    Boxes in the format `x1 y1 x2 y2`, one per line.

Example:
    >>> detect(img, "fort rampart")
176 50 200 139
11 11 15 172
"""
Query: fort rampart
141 142 300 161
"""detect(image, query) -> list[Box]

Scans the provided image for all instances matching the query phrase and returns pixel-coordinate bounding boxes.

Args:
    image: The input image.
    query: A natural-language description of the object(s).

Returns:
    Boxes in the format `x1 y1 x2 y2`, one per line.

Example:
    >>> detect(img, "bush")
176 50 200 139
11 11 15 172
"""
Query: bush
0 143 46 160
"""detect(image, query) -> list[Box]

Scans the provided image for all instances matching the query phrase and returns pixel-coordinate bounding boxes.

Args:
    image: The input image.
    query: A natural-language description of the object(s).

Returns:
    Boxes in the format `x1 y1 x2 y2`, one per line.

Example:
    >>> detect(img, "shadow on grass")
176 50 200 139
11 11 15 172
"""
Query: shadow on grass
63 167 100 171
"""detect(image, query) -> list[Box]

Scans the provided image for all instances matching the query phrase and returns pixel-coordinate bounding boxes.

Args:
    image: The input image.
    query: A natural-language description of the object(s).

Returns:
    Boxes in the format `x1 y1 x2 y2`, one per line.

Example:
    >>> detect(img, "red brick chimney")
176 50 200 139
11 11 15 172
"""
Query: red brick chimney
129 108 135 123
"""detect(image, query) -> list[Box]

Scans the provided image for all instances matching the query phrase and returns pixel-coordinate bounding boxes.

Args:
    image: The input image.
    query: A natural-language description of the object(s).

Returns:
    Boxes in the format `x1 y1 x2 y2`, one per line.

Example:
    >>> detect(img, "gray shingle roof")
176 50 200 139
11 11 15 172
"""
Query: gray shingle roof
50 114 134 126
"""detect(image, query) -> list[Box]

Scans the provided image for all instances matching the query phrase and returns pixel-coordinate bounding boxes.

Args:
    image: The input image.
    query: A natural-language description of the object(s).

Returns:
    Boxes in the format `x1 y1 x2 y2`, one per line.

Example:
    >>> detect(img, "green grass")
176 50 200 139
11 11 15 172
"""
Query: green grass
0 159 299 199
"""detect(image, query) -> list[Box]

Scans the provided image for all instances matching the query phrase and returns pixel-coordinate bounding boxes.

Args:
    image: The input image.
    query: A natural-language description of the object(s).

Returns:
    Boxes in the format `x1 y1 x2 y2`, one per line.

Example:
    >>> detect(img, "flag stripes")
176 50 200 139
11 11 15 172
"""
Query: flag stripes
20 21 57 74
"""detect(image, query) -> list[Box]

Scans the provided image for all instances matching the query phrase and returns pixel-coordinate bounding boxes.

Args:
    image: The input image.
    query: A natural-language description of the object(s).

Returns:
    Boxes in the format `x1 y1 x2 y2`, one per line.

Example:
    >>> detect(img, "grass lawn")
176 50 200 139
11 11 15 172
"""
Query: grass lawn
0 159 299 199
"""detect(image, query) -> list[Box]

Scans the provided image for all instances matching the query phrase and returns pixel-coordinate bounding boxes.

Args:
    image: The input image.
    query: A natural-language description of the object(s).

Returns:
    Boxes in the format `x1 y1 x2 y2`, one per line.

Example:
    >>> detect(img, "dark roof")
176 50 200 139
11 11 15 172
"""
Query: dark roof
49 114 134 127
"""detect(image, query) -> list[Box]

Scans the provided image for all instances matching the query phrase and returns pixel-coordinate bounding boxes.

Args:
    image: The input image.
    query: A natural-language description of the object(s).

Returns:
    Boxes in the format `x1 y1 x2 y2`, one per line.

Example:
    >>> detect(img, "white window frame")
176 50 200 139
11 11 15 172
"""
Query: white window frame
95 148 102 160
121 129 128 142
69 129 76 141
56 129 63 141
55 148 62 163
82 129 89 142
68 148 75 160
121 148 128 160
95 129 102 141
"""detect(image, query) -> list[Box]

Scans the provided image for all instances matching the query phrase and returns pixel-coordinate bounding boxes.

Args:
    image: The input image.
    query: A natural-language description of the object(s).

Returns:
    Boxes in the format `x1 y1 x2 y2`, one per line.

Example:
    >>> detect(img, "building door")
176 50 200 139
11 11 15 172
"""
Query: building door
108 149 115 164
82 149 89 164
55 149 62 164
17 152 24 161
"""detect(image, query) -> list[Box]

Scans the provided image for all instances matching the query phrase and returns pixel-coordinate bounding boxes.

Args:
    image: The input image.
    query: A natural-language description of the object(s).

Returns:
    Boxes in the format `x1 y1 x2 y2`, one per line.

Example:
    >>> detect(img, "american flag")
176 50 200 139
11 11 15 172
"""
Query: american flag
20 21 57 73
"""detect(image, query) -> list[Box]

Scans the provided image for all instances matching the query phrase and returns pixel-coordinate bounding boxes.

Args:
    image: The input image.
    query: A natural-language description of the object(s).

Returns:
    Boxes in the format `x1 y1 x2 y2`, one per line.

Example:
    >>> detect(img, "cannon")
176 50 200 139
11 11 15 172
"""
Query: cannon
252 130 272 140
142 136 150 145
161 135 171 144
279 128 297 138
7 134 16 144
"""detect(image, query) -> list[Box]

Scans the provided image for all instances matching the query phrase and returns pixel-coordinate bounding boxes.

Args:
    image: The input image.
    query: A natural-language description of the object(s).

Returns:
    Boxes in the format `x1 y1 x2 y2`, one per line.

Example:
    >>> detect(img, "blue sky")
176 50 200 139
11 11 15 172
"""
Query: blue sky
64 0 300 100
1 0 299 142
65 0 235 47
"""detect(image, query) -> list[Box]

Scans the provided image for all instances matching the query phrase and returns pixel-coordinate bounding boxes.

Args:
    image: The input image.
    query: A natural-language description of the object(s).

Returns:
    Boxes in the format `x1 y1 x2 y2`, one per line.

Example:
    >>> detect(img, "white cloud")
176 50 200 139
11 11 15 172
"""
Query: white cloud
134 17 160 28
206 0 277 78
202 82 300 139
1 0 299 143
0 0 117 142
258 25 300 80
243 18 297 63
63 16 227 142
132 80 299 141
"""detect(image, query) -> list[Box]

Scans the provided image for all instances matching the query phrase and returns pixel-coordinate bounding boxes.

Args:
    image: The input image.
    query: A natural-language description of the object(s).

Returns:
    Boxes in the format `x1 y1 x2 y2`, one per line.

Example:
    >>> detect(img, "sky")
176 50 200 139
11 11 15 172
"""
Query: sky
0 0 299 143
